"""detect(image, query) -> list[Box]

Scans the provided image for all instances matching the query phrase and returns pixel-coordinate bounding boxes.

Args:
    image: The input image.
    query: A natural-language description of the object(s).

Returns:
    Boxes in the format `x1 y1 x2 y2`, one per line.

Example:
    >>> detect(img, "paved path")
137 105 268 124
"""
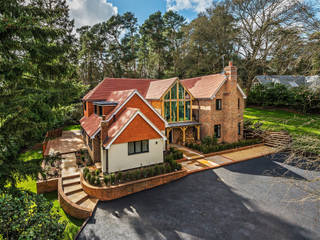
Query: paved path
44 130 86 155
180 145 277 173
78 154 320 240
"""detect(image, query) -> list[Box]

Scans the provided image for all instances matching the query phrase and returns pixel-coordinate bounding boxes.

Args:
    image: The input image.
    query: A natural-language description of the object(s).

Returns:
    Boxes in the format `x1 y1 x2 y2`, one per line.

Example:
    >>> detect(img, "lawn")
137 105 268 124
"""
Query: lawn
244 107 320 154
63 124 81 131
16 150 83 240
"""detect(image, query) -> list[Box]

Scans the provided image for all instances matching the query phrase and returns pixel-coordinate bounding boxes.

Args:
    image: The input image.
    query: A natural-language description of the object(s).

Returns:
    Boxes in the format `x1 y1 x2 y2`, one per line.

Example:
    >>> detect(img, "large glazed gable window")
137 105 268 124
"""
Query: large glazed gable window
128 140 149 155
163 82 192 122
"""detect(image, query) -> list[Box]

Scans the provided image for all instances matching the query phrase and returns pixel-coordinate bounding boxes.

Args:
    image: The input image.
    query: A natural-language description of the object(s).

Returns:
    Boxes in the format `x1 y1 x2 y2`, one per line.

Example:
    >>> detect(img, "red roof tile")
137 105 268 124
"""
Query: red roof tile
80 114 101 137
181 74 226 99
83 77 177 101
146 78 177 99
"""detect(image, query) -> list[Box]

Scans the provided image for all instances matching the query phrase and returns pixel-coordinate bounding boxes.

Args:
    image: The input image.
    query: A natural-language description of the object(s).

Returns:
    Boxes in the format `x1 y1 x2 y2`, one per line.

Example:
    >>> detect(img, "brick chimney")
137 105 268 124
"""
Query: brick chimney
223 61 239 143
100 115 110 145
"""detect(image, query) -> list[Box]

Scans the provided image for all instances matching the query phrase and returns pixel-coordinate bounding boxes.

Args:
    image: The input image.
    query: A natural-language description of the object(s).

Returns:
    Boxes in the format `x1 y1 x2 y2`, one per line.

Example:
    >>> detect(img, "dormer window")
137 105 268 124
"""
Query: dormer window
99 106 103 116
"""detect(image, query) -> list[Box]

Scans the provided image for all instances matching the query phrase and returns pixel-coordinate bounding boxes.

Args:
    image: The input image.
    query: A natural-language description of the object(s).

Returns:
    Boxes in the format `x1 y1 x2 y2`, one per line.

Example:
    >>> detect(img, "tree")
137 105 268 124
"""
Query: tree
0 0 84 188
180 3 237 77
230 0 320 90
0 190 66 240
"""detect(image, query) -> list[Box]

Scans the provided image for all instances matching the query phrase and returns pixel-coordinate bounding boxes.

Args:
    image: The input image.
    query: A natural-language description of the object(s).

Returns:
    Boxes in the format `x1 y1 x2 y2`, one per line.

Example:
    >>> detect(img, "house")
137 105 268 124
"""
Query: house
252 75 320 89
80 62 246 173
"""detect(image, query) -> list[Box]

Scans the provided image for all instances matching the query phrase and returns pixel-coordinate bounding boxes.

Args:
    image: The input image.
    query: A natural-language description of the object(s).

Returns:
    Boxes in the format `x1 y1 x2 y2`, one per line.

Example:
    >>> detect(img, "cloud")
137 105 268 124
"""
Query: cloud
166 0 213 13
67 0 118 29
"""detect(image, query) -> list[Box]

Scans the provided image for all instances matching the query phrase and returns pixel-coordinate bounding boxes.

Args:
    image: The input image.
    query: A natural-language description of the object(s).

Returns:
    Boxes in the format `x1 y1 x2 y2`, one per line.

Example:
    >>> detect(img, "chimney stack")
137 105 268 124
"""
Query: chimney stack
224 61 237 83
100 115 110 145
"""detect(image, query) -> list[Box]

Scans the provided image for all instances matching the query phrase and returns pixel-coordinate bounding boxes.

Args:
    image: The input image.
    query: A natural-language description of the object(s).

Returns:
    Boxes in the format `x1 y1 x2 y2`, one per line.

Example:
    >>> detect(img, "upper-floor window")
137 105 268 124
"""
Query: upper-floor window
94 105 97 115
83 101 86 111
163 82 192 122
238 122 241 135
216 99 222 110
214 124 221 138
128 140 149 155
99 106 103 116
238 98 240 109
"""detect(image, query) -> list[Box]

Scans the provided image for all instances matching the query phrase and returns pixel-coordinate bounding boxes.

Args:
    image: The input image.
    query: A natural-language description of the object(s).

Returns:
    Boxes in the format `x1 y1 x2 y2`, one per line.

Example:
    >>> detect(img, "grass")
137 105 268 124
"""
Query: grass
16 149 83 240
63 124 80 131
244 107 320 154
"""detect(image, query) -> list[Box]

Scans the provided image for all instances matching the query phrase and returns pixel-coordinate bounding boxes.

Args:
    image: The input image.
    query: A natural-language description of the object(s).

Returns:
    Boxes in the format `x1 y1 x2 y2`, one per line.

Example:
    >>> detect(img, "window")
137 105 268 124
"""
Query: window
83 101 86 111
216 99 222 110
163 82 192 122
128 140 149 155
94 105 97 115
99 106 103 116
238 122 241 135
214 124 221 138
88 137 92 150
238 98 240 109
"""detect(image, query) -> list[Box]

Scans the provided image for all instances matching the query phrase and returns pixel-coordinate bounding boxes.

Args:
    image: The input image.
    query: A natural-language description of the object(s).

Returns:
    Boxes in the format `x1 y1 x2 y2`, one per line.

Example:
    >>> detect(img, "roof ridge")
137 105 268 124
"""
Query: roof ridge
181 73 223 81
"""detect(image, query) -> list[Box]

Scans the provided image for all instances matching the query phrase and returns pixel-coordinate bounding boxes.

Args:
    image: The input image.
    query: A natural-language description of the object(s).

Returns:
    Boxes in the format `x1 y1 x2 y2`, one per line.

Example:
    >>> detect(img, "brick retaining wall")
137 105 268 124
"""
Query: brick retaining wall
81 170 187 201
36 178 58 194
57 178 92 219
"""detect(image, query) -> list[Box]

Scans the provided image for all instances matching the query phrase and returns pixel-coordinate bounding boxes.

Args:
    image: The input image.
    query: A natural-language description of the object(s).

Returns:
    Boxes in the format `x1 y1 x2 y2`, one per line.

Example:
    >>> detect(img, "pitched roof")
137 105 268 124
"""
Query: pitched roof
146 77 178 99
103 108 139 146
80 114 101 137
180 74 226 99
103 108 166 149
83 77 178 101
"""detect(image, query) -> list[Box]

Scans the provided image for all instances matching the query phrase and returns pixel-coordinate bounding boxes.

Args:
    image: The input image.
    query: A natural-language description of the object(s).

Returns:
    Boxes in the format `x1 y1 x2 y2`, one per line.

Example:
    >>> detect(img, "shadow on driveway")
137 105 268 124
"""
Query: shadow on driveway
78 154 319 240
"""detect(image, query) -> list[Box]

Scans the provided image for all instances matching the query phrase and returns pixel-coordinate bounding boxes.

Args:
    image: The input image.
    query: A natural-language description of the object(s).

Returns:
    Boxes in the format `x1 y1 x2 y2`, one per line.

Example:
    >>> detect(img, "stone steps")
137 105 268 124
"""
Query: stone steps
80 198 98 209
68 191 89 204
62 177 80 186
64 184 83 195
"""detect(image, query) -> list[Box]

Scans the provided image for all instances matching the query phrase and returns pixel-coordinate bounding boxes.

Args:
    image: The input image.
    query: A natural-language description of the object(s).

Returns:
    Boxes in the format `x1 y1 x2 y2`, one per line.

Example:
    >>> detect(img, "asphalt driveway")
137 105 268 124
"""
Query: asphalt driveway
78 154 320 240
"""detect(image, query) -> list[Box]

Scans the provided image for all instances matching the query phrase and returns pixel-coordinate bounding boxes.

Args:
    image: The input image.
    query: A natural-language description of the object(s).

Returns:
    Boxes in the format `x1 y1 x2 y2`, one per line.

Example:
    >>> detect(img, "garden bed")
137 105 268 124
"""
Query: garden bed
80 169 187 201
185 137 262 154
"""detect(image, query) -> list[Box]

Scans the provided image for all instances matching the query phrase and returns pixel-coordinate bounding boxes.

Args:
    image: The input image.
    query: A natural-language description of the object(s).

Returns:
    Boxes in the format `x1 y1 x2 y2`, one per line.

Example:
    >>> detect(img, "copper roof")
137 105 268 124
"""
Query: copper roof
180 74 226 99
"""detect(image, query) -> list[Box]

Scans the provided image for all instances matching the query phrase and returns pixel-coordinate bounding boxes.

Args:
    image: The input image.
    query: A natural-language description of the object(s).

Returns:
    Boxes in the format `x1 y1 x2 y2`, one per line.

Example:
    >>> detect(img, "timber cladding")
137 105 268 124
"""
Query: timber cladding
80 170 187 201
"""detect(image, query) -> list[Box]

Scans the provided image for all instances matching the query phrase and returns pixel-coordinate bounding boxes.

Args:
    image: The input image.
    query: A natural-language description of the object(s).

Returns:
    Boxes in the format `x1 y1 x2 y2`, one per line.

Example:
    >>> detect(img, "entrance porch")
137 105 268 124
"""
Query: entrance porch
166 121 201 145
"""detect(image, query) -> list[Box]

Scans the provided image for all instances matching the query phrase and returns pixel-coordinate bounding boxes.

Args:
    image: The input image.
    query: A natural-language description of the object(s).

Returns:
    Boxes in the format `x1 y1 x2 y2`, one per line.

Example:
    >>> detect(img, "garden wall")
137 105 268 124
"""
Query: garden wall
36 178 58 194
57 178 92 219
81 170 187 201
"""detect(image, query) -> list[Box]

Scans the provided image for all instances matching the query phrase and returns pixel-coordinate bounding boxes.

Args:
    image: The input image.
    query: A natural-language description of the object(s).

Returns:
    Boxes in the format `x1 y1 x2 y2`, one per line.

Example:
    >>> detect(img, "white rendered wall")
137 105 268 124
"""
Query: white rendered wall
106 138 164 173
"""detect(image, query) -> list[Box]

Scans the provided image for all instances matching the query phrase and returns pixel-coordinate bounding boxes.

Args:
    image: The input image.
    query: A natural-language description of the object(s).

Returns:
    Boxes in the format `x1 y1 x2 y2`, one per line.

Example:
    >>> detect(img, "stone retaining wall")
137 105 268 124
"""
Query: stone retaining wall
81 170 187 201
36 178 58 194
57 178 92 219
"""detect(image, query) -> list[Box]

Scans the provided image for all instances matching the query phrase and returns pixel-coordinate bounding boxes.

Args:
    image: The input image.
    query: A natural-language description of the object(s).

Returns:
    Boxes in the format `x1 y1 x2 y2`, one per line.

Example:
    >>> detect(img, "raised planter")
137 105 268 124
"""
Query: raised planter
81 170 187 201
57 178 92 219
36 178 59 194
176 143 265 162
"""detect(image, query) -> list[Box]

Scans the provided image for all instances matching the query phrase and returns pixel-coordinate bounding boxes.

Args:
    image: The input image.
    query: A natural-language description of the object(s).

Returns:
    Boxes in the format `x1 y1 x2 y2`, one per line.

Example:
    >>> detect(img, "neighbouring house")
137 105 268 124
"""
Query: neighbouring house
252 75 320 89
80 61 246 173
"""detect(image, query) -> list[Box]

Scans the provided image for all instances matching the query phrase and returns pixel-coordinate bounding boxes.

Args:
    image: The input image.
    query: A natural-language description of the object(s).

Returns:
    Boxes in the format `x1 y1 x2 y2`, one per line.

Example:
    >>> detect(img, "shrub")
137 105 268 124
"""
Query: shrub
159 164 165 174
154 165 160 175
95 177 101 186
86 173 91 183
177 163 182 170
110 173 116 185
95 169 101 176
147 167 154 177
117 172 122 183
142 168 148 178
165 153 174 163
134 170 141 180
83 167 89 175
104 175 110 185
165 164 172 173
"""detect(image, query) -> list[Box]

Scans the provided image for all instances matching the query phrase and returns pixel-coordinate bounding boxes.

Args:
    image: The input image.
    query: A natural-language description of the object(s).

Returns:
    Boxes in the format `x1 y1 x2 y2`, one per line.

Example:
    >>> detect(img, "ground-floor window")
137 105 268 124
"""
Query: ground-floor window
214 124 221 138
238 122 241 135
128 140 149 155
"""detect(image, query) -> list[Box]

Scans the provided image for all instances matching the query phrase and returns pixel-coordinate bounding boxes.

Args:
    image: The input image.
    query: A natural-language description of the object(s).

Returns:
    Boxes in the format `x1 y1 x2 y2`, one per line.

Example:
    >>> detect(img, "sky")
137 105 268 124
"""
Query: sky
67 0 215 29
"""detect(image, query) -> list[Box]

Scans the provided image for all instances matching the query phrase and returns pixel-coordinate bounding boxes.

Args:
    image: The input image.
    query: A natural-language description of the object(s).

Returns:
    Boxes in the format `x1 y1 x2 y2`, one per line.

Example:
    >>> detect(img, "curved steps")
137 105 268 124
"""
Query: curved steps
58 173 98 219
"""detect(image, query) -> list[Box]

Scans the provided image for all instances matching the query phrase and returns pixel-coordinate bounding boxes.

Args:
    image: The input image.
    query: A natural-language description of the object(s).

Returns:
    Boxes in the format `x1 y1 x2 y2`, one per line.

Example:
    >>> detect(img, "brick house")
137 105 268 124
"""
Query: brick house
80 62 246 173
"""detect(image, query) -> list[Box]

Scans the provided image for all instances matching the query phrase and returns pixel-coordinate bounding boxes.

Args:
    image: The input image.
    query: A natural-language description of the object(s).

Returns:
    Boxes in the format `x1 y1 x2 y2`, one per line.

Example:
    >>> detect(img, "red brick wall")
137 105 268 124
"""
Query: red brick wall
84 101 94 118
36 178 58 194
114 114 162 144
81 170 187 201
